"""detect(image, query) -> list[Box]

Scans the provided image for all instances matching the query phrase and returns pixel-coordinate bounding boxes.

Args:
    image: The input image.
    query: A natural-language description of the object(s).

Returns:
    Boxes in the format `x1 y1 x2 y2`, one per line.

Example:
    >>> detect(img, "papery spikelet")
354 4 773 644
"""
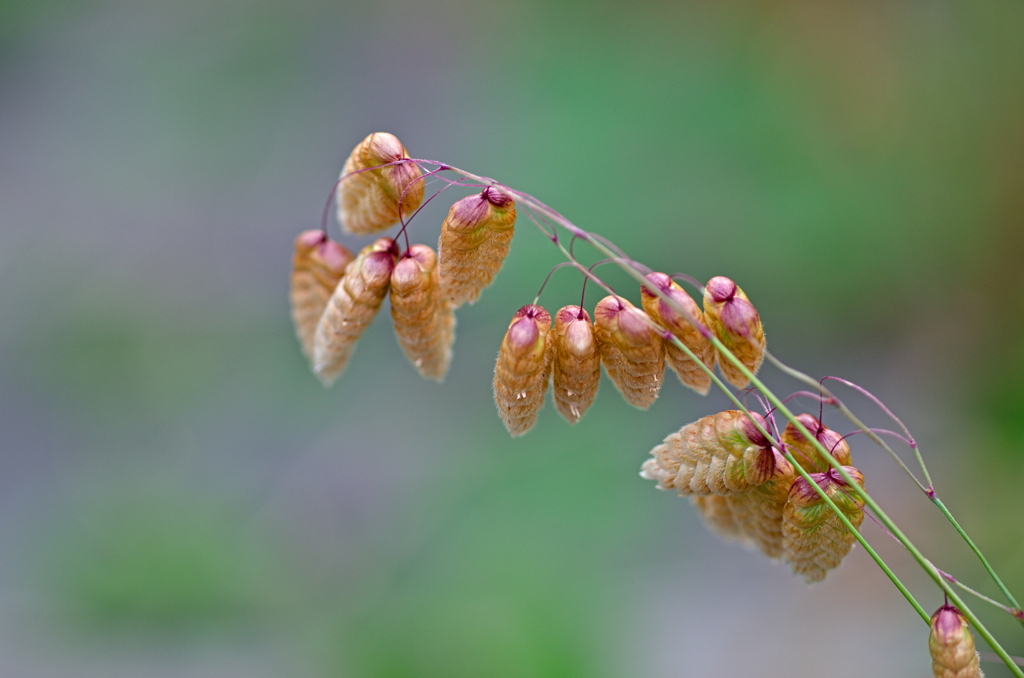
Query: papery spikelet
702 276 766 389
640 410 782 495
929 605 984 678
390 244 456 382
782 466 866 582
290 230 354 364
493 305 552 436
313 238 396 386
438 187 517 307
549 306 600 424
593 296 665 409
640 272 716 395
336 133 424 236
691 495 753 546
783 414 852 473
724 448 796 558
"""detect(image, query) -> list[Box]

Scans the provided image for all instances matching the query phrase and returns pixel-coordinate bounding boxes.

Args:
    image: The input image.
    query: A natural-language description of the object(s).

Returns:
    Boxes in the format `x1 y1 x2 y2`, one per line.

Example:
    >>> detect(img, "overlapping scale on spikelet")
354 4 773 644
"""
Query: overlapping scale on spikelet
390 244 455 382
691 495 753 546
549 306 600 424
438 187 516 307
313 238 396 386
702 276 765 389
593 296 665 409
929 606 984 678
782 466 865 582
783 414 852 473
290 230 354 365
493 305 552 436
640 410 782 495
336 133 424 236
640 272 716 395
724 452 795 559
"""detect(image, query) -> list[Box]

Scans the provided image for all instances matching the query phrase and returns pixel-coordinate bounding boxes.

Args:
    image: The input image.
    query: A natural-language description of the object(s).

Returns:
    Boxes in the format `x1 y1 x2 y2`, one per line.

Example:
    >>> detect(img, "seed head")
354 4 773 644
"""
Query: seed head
640 272 716 395
783 414 852 473
691 495 754 547
549 305 600 424
290 230 354 365
313 238 396 386
702 276 766 389
493 304 552 436
593 296 665 409
438 187 517 307
929 605 984 678
724 451 796 559
336 133 425 236
390 244 456 382
782 466 865 582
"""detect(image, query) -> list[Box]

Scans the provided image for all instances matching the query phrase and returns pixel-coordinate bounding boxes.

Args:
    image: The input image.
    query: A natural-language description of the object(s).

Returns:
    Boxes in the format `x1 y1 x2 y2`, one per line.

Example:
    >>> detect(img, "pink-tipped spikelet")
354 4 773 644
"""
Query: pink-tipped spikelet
929 605 984 678
593 296 665 409
723 449 796 559
390 244 456 382
290 230 354 365
782 466 866 582
640 272 716 395
336 133 425 236
691 495 754 546
549 306 601 424
702 276 766 389
783 414 852 473
640 410 783 495
313 238 396 386
493 305 552 436
438 187 517 307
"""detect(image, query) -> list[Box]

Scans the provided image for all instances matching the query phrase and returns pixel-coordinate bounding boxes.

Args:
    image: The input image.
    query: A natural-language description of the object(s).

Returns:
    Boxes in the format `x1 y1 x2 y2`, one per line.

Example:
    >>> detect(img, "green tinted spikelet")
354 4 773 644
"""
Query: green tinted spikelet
782 466 865 582
783 414 852 473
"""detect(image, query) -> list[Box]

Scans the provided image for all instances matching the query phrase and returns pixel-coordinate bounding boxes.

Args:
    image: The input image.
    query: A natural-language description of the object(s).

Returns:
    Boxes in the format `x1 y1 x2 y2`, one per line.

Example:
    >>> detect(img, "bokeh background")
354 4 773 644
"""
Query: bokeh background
1 0 1022 675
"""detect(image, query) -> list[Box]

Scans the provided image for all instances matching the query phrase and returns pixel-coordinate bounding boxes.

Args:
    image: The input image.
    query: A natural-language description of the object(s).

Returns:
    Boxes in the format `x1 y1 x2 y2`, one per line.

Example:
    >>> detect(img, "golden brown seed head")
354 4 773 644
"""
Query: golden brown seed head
691 495 753 546
390 244 456 382
724 452 797 559
929 605 984 678
336 133 424 236
549 305 600 424
782 466 865 582
702 276 765 389
593 296 665 409
641 272 716 395
783 414 852 473
290 231 354 364
438 187 517 307
493 305 552 437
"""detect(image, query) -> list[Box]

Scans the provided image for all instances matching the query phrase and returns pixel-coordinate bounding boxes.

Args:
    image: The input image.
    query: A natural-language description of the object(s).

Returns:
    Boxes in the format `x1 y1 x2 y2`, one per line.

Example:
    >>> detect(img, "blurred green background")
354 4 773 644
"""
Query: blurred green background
1 0 1022 675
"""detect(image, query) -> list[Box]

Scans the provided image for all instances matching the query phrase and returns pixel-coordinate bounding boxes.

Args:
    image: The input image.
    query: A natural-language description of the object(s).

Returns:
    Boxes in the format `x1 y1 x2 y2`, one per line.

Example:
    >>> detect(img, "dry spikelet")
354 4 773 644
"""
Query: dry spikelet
549 305 600 424
640 272 716 395
390 244 456 382
702 276 766 389
290 230 354 364
691 495 753 546
593 296 665 409
640 410 783 495
782 466 865 583
929 605 984 678
437 187 517 307
783 414 852 473
724 451 796 559
493 305 552 436
336 133 424 236
313 238 396 386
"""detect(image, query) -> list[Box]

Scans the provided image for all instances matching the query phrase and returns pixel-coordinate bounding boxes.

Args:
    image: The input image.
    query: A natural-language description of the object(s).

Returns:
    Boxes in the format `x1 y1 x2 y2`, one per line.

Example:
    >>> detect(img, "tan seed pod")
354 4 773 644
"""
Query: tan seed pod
782 466 866 583
724 449 796 559
702 276 766 389
640 410 784 495
438 187 517 307
548 305 601 424
390 244 456 382
493 305 552 437
691 495 753 546
929 605 984 678
313 238 396 386
336 133 425 236
640 272 716 395
593 296 665 409
289 230 355 365
783 414 852 473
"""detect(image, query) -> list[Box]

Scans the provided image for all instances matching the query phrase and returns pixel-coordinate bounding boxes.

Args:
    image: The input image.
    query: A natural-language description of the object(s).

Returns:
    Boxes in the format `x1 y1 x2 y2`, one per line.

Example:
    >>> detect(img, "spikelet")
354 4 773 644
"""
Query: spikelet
640 410 782 495
929 605 984 678
702 276 766 389
724 449 796 559
691 495 753 546
493 305 552 436
783 414 852 473
438 187 517 307
390 244 456 382
640 272 716 395
313 238 396 386
548 305 600 424
782 466 865 582
336 133 424 236
290 230 354 364
593 296 665 409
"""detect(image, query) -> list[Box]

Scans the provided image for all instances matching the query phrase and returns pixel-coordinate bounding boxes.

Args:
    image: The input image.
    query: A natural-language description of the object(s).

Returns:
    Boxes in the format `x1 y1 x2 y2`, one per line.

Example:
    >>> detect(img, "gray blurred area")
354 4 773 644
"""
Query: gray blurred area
1 0 1022 675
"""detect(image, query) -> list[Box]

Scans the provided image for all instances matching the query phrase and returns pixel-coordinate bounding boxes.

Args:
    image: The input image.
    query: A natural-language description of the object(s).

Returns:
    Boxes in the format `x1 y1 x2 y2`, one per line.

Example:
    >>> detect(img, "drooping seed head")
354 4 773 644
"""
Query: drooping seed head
290 230 355 365
593 296 665 409
929 605 983 678
549 305 600 424
783 414 852 473
389 243 454 382
640 272 716 395
493 304 552 436
438 187 517 307
336 133 425 236
702 276 766 389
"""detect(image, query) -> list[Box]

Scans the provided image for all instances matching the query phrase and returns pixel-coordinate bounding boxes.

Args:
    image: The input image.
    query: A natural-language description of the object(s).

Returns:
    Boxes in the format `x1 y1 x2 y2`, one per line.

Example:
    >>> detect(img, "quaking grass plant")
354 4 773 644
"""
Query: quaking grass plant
291 132 1023 677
